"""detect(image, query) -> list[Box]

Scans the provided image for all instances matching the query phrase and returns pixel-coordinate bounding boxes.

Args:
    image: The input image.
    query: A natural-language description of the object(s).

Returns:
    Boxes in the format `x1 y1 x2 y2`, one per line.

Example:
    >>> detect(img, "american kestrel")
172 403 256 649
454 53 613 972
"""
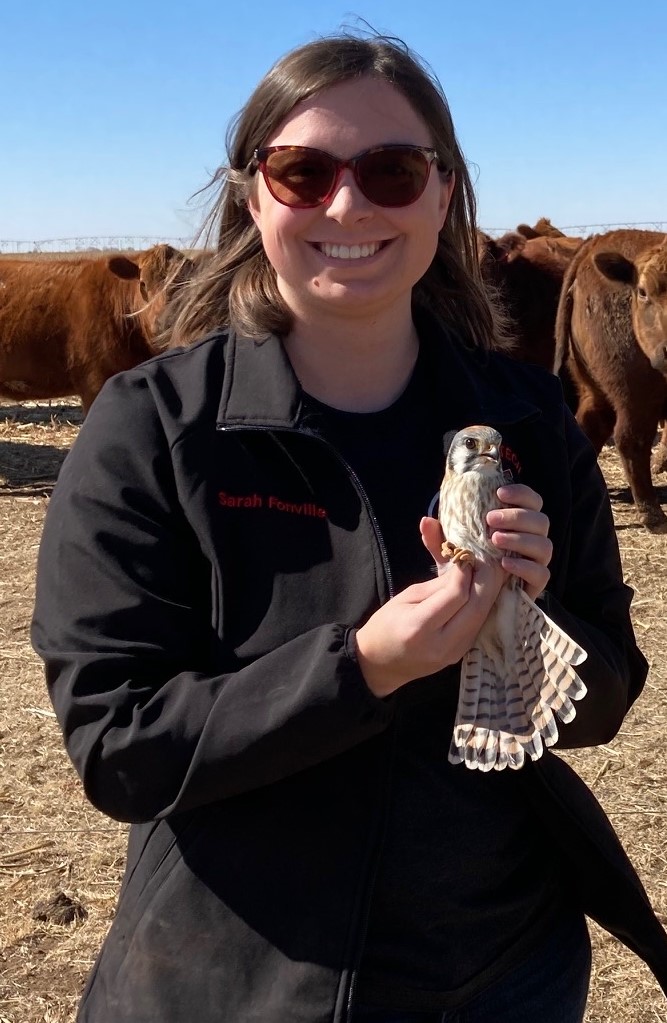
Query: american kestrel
438 424 587 771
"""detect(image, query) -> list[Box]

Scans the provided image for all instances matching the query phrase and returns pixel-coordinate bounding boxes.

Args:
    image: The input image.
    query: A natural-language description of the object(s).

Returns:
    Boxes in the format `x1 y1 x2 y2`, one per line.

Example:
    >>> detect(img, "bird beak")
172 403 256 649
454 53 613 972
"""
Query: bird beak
481 443 500 463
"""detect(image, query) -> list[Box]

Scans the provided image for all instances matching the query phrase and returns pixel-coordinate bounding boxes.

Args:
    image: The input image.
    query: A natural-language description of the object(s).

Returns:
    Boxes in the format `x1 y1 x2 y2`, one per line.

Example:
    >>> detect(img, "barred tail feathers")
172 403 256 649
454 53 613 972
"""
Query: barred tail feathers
517 588 587 724
449 646 528 771
448 590 588 772
448 646 483 766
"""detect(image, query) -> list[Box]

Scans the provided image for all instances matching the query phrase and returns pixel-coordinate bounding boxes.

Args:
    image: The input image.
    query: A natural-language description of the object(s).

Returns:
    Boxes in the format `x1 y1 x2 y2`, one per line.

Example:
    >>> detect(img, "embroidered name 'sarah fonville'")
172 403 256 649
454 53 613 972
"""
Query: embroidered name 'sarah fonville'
218 491 327 518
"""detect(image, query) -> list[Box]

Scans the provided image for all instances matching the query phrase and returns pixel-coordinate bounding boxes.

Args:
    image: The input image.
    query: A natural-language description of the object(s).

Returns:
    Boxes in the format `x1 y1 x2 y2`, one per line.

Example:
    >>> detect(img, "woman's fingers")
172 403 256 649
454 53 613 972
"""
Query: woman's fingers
496 483 543 513
487 505 549 540
489 527 553 567
499 555 550 599
419 515 448 571
488 485 552 599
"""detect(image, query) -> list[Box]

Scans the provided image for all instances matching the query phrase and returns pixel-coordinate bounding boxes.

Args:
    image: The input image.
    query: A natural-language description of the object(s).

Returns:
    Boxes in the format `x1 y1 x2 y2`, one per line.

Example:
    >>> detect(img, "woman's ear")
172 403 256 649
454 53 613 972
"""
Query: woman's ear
246 172 264 229
438 170 455 230
247 192 261 230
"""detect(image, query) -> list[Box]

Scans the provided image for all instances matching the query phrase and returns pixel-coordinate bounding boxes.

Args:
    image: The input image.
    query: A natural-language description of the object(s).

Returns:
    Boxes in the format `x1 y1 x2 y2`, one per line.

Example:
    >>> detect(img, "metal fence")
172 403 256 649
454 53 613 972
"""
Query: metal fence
480 222 667 236
0 236 194 254
1 224 665 254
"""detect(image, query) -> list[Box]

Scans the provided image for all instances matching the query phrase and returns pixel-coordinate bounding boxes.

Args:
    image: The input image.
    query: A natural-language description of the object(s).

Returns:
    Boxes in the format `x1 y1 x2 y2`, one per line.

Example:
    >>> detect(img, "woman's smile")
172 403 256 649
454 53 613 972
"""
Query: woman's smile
313 240 390 260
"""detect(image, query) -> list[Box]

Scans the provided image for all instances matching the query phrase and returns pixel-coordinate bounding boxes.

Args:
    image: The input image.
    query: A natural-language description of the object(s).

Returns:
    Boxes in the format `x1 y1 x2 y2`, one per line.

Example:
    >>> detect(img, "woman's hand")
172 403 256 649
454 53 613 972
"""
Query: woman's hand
355 484 551 699
487 483 552 600
355 521 507 698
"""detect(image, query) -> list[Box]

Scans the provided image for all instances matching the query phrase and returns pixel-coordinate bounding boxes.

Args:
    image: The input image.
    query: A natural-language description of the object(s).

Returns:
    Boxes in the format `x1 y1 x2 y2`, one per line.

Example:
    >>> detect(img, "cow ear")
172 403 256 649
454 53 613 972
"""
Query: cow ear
516 223 539 240
108 256 140 281
593 251 637 287
497 232 526 262
505 233 527 261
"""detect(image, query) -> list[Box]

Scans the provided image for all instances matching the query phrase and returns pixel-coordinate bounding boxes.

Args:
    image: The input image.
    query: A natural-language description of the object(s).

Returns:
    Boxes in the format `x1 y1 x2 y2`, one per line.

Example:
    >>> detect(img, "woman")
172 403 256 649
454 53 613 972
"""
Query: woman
31 31 666 1023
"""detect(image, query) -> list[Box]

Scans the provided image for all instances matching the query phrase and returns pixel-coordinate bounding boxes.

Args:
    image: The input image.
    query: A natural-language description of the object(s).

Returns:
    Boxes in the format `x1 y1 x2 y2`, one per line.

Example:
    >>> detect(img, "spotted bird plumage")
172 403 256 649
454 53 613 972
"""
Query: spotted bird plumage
438 425 587 771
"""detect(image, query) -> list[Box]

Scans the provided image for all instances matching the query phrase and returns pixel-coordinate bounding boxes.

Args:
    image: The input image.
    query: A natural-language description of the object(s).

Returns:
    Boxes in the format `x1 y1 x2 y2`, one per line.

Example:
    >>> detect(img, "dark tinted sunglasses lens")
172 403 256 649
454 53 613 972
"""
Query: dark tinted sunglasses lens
263 150 336 207
358 148 430 206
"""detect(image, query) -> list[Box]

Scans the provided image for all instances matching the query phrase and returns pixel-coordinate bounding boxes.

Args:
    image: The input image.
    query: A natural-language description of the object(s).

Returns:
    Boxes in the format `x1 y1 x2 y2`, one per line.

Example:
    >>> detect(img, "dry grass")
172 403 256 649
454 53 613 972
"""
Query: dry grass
1 399 667 1021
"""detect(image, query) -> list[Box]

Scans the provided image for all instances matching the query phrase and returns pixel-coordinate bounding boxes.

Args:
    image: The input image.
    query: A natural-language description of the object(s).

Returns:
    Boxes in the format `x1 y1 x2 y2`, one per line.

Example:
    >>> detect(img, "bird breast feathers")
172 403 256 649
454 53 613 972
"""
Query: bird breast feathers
440 471 503 562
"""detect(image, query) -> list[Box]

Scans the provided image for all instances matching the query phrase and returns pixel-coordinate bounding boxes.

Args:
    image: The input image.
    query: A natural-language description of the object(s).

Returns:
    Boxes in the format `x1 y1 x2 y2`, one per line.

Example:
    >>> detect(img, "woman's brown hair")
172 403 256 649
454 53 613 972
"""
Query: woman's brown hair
164 32 507 351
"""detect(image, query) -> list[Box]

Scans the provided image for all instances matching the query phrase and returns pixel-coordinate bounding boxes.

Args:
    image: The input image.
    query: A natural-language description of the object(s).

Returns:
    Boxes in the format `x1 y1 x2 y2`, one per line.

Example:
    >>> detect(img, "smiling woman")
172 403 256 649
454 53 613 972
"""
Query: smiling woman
161 33 501 360
30 28 666 1023
243 75 454 397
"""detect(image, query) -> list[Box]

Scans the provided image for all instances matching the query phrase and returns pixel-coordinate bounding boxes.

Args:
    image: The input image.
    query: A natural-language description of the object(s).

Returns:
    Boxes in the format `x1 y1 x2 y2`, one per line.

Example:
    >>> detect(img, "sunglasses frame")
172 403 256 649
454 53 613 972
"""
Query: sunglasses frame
251 144 447 209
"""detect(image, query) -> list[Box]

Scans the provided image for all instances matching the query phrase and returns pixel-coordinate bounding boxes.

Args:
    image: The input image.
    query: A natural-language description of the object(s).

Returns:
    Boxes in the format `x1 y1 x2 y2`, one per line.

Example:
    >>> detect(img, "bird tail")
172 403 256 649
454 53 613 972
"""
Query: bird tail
448 589 587 772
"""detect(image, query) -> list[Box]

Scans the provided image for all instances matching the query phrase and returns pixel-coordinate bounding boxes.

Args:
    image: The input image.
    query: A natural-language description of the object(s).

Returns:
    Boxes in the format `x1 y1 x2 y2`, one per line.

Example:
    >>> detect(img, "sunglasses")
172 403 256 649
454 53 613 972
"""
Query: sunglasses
251 144 448 209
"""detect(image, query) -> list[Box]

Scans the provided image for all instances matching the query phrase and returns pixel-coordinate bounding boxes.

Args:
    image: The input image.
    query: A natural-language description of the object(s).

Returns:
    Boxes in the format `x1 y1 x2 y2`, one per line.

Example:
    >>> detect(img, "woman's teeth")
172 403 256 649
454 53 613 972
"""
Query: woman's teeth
318 241 383 259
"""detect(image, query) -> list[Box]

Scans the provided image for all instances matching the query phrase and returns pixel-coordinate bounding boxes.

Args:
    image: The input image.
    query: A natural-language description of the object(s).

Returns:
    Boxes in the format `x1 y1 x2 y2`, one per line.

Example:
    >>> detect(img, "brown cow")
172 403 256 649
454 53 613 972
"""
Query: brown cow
478 229 582 373
554 229 667 531
595 237 667 373
0 244 193 413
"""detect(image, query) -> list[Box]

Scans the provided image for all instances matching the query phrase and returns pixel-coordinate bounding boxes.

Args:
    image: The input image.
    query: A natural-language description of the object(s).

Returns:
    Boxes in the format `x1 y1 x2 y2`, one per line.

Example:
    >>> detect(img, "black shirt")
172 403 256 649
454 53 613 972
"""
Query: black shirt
303 346 562 1011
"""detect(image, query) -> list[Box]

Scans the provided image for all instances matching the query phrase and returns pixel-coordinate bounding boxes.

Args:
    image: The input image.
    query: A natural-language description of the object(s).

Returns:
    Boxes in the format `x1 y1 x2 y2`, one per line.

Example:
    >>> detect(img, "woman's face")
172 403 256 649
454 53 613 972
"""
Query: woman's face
247 76 454 329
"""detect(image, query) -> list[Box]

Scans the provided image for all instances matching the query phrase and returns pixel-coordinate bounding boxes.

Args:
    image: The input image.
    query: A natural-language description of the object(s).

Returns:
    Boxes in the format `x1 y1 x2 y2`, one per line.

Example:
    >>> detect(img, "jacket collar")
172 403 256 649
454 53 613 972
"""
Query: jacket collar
217 330 303 428
422 320 542 430
216 313 542 431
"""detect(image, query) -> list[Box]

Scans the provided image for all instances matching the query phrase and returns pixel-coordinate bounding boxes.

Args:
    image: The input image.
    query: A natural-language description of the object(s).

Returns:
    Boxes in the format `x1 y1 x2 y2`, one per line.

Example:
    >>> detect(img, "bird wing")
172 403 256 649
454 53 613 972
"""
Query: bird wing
448 588 588 772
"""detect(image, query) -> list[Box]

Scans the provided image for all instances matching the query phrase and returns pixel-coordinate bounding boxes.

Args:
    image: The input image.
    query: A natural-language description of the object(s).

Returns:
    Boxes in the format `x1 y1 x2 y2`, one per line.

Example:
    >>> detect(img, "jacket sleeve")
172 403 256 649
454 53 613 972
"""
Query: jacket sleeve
31 375 393 825
539 409 648 748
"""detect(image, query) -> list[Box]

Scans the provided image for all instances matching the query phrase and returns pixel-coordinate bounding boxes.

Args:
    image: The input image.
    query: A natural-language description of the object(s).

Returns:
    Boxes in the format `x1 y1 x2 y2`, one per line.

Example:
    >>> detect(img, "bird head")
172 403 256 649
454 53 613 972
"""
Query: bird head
445 425 503 477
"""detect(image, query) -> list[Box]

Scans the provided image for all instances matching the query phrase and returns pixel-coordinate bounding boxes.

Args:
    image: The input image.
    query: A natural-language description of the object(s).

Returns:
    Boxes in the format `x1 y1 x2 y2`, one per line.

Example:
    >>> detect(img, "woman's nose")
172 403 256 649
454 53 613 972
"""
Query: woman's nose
323 169 374 220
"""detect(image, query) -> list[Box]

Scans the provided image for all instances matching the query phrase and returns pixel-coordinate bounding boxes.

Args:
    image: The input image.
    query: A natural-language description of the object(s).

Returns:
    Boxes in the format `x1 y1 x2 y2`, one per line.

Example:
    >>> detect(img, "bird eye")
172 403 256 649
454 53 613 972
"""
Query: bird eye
464 437 477 450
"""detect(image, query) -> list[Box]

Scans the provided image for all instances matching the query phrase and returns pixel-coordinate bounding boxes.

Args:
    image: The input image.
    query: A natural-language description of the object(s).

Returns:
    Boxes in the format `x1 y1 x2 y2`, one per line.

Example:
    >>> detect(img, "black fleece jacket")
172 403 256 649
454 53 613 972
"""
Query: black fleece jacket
31 318 666 1022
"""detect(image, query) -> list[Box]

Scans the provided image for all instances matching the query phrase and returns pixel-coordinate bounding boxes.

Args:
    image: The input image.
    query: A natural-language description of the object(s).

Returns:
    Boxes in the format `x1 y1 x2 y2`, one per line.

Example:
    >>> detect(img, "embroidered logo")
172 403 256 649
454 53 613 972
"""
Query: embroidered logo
500 443 522 477
218 491 327 519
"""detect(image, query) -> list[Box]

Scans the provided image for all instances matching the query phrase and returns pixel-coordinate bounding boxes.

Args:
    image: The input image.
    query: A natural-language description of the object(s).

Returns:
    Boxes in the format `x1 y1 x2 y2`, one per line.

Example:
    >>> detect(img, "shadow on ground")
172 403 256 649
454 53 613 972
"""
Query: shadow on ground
0 402 83 426
607 483 667 506
0 441 70 494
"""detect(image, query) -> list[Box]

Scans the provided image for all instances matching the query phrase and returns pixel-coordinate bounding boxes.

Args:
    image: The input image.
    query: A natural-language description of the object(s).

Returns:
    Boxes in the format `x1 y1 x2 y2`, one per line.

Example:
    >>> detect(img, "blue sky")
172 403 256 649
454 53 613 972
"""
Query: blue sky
3 0 665 246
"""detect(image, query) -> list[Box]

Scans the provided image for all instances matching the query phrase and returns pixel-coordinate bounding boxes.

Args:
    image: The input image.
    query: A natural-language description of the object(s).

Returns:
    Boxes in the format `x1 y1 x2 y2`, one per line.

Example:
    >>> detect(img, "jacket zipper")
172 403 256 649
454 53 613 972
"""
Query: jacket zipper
217 421 398 1018
342 718 399 1022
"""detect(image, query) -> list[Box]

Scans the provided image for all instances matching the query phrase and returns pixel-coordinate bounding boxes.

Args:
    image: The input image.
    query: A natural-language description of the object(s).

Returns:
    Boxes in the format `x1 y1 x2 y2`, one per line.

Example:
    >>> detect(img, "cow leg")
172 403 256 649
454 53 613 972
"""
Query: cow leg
77 385 96 417
575 386 615 454
614 412 667 531
652 421 667 475
73 374 104 417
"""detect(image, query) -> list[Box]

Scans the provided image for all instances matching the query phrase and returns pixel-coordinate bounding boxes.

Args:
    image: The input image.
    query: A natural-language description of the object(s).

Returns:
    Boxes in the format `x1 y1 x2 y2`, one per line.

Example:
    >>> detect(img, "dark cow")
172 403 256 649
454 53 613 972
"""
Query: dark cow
554 230 667 531
0 244 193 413
478 229 582 373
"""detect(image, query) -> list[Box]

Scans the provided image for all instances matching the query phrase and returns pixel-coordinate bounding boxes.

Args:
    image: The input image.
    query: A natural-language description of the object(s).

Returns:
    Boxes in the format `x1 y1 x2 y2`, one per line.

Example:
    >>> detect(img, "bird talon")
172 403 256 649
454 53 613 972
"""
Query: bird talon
441 541 475 565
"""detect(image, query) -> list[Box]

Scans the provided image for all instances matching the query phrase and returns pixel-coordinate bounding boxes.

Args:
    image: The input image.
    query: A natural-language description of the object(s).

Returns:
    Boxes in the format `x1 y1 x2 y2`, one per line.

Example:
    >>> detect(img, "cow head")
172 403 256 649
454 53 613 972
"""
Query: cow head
107 245 196 333
594 239 667 375
476 231 527 280
485 231 527 264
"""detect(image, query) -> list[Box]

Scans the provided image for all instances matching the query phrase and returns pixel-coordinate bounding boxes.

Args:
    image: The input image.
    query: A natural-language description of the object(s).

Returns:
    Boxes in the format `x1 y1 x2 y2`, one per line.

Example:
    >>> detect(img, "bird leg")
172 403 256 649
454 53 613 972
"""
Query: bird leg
441 540 476 566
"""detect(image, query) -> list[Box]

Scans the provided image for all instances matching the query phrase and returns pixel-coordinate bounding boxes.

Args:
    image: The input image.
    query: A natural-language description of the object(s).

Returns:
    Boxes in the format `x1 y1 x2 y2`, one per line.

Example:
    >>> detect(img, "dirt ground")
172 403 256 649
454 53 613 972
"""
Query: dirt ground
1 398 667 1022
